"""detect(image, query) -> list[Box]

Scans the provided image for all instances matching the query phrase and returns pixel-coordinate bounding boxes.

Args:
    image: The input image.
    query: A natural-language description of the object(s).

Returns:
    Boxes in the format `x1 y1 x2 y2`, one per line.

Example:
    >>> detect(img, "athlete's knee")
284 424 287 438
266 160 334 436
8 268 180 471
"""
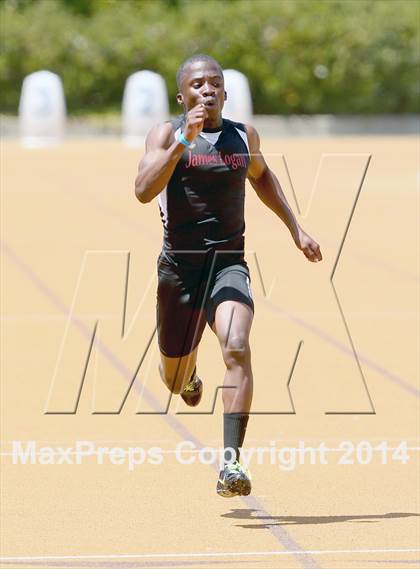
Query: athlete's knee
221 334 251 368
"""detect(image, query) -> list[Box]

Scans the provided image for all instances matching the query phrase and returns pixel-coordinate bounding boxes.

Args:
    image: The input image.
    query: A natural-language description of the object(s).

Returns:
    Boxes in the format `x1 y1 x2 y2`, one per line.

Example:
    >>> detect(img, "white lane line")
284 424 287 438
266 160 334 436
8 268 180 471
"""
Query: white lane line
1 548 419 562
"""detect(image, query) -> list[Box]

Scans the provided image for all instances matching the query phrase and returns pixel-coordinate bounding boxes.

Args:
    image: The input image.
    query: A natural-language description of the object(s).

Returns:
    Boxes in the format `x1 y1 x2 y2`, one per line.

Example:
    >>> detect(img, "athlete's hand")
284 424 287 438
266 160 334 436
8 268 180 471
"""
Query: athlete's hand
294 226 323 263
183 104 208 142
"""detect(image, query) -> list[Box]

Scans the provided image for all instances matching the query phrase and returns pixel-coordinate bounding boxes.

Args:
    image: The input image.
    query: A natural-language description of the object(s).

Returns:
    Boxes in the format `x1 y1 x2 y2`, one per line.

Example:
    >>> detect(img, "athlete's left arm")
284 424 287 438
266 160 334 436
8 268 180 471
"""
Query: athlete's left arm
245 125 322 263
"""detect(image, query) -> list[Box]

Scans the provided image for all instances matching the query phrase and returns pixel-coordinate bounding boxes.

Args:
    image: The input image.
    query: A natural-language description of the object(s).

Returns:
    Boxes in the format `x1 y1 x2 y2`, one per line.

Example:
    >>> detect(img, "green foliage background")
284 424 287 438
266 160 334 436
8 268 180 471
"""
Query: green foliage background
1 0 419 114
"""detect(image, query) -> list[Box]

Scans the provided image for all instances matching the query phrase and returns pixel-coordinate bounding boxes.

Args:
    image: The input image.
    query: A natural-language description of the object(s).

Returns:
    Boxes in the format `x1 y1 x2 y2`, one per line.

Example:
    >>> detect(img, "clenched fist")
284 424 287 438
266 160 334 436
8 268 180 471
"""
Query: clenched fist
295 226 323 263
183 104 208 143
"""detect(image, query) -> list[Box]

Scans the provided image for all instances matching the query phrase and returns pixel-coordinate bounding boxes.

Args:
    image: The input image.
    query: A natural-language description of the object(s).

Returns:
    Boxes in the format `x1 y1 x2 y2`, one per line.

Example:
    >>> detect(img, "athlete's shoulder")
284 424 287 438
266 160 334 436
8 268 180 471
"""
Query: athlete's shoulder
145 118 184 151
222 118 253 153
169 114 185 131
222 117 246 133
243 123 260 152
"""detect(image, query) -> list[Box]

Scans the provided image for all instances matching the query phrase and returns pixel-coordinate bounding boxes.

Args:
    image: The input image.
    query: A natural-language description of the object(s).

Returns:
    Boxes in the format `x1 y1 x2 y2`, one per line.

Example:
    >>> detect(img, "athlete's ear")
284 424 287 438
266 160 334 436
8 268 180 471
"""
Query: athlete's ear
176 93 184 105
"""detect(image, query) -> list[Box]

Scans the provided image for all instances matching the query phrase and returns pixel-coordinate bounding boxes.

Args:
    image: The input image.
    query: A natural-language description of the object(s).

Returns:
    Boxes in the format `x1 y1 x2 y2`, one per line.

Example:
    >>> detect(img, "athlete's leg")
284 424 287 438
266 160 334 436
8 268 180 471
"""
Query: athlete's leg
156 256 206 396
212 299 253 496
212 300 254 412
159 348 198 394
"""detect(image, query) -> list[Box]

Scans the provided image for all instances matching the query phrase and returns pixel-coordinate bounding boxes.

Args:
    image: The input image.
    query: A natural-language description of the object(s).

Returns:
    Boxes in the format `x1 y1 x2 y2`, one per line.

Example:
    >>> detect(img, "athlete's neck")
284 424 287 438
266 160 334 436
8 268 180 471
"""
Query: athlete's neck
203 116 223 131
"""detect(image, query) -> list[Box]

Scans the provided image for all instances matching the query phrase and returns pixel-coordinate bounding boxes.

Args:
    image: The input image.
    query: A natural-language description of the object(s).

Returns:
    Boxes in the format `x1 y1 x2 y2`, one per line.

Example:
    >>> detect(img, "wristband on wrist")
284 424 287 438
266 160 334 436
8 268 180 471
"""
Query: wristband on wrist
178 132 191 147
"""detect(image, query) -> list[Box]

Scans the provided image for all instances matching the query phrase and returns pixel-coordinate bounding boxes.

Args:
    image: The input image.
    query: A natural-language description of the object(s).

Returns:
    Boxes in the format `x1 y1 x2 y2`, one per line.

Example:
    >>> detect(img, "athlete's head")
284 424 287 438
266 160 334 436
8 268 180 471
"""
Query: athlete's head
176 54 226 120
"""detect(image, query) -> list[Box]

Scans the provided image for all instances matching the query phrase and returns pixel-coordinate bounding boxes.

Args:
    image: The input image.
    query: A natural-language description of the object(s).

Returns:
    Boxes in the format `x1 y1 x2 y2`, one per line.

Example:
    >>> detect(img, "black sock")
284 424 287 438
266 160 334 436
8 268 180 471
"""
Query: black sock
223 413 249 465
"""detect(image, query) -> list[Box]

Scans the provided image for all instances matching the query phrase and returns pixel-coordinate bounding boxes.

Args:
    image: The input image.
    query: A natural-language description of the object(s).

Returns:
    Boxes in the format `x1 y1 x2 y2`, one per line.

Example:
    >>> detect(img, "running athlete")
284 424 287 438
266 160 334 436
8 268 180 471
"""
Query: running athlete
135 54 322 497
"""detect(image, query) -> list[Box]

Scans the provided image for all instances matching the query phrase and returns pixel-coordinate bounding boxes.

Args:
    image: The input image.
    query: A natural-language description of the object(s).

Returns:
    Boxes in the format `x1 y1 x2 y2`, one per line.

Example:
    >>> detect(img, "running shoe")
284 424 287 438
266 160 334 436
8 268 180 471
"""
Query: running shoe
217 461 252 497
180 369 203 407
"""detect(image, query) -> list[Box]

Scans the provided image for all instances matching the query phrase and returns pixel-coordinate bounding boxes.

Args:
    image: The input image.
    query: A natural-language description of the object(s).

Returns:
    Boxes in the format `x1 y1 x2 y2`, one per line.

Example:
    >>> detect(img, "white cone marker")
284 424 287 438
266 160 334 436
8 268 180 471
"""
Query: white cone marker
122 70 169 146
19 70 66 148
222 69 253 124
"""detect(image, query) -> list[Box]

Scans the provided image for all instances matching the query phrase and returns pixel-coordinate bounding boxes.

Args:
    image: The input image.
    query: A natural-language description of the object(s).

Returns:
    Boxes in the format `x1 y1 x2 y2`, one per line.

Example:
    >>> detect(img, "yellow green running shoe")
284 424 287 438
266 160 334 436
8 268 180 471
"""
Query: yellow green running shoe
217 461 251 497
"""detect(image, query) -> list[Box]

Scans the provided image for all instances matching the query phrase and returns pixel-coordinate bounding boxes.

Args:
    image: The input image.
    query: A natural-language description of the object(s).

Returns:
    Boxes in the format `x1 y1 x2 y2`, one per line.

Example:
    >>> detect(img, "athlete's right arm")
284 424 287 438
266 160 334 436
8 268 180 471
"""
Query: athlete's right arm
134 122 184 204
134 104 208 204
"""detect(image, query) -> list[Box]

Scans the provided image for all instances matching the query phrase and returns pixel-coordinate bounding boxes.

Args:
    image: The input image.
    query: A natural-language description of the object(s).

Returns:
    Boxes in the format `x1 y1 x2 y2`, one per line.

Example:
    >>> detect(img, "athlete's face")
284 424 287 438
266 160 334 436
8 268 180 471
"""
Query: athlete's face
177 61 226 122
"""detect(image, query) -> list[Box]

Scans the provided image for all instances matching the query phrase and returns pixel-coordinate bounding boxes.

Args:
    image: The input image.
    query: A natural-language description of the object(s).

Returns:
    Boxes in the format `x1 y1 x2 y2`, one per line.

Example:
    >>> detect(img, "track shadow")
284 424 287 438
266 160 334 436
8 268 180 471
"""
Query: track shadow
221 509 420 529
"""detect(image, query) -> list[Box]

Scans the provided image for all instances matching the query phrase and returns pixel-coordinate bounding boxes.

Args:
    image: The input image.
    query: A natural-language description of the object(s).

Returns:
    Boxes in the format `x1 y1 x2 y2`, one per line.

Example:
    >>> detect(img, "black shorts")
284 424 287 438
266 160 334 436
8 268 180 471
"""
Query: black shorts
156 253 254 357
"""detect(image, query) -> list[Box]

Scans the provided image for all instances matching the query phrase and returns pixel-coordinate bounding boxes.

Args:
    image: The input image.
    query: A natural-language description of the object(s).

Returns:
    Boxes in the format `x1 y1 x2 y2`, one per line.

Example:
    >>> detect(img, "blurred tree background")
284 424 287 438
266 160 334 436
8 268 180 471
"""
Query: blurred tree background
0 0 419 115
